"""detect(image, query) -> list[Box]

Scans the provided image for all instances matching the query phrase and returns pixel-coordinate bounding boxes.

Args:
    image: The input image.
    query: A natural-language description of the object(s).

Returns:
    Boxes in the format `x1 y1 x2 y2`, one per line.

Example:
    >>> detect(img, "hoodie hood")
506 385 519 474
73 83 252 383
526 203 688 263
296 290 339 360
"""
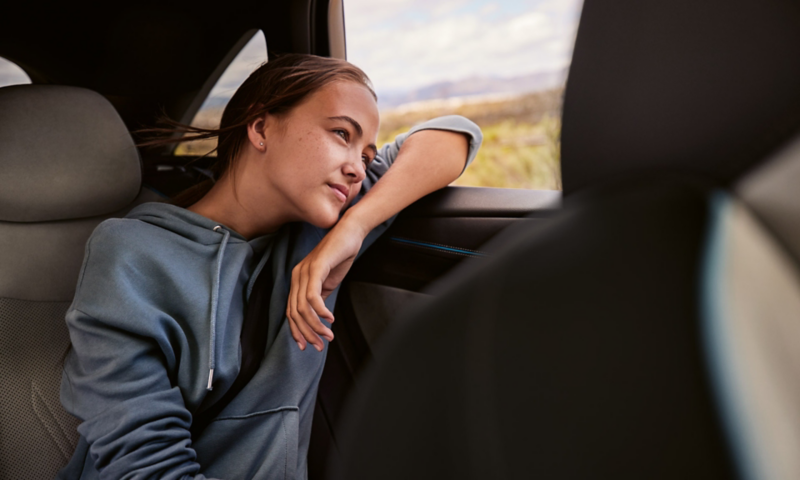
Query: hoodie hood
126 202 249 245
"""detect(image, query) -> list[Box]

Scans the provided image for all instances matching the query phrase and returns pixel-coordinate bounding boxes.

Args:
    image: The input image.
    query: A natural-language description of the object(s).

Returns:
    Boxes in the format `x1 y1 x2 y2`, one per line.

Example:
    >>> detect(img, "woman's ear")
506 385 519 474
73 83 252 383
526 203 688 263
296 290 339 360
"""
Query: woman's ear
246 114 269 152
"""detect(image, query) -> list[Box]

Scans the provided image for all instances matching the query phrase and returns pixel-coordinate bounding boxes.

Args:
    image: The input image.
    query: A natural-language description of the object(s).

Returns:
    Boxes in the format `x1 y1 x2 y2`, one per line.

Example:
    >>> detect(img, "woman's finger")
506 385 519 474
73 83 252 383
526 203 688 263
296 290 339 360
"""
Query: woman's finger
287 314 303 350
286 300 303 349
301 263 334 334
291 262 323 350
294 305 323 352
287 266 306 350
306 266 335 323
295 263 329 350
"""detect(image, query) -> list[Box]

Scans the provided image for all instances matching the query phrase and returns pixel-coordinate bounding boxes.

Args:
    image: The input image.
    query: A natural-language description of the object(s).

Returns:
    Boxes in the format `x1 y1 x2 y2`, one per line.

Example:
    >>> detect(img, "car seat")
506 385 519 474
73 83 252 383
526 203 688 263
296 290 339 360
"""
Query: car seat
0 85 164 479
329 0 800 479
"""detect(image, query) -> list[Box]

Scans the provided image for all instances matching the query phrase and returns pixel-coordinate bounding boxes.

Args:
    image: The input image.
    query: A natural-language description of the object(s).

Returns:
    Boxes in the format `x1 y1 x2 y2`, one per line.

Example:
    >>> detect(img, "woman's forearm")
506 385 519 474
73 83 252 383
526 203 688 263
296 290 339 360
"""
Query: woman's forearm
285 126 476 351
340 129 470 235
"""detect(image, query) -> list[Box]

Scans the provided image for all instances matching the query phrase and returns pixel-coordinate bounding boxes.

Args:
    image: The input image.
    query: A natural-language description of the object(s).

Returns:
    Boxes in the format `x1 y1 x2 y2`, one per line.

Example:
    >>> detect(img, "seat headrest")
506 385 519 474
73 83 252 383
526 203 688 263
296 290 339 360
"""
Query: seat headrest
562 0 800 194
0 85 141 222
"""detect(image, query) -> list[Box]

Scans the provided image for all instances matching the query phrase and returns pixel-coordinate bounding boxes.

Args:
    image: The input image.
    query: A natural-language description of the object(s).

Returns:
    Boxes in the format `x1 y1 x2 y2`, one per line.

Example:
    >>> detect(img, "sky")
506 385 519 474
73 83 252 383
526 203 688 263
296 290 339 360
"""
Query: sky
206 0 584 102
344 0 583 95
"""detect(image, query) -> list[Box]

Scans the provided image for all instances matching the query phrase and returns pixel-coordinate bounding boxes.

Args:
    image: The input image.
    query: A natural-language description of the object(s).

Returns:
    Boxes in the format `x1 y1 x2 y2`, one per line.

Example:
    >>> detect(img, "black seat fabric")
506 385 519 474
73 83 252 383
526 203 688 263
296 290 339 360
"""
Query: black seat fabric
329 0 800 477
331 178 736 479
0 85 161 479
561 0 800 194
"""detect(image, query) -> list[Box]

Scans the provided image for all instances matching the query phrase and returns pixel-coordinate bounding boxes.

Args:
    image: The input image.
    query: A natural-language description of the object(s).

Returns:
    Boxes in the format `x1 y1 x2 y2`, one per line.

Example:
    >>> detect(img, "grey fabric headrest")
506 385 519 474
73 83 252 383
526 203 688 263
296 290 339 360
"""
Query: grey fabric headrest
0 85 141 222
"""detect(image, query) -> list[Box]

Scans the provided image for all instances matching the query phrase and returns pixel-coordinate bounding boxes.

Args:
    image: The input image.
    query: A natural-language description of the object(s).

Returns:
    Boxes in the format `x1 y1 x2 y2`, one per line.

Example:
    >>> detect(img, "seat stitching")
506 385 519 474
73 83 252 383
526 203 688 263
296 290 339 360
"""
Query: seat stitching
31 381 73 460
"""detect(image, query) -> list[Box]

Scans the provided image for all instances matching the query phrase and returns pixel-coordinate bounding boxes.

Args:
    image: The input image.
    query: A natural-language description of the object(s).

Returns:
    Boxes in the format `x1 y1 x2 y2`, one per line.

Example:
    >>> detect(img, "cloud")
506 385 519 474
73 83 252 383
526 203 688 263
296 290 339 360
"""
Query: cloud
344 0 583 94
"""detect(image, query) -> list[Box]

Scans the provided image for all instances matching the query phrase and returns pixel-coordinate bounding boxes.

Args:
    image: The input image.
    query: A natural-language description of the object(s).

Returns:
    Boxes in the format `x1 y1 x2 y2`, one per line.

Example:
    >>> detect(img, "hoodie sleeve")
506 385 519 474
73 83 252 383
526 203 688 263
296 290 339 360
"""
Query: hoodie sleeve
61 220 220 480
359 114 483 194
352 114 483 256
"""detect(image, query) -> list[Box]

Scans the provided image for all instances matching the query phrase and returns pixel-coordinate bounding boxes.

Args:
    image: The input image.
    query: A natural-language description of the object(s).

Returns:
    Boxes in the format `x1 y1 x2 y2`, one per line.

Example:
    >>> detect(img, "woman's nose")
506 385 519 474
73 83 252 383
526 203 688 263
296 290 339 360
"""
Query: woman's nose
343 156 367 183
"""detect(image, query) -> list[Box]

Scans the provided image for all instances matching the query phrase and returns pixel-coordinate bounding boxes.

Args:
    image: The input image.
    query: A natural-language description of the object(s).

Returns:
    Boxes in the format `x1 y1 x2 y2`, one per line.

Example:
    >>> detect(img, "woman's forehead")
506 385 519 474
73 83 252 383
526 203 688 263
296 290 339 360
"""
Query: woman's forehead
302 81 379 127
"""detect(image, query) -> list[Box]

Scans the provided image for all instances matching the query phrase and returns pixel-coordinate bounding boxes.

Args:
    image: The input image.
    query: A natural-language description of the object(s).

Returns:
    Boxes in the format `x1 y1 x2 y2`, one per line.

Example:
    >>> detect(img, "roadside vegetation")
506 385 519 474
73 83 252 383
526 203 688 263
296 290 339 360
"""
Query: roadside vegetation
179 88 564 191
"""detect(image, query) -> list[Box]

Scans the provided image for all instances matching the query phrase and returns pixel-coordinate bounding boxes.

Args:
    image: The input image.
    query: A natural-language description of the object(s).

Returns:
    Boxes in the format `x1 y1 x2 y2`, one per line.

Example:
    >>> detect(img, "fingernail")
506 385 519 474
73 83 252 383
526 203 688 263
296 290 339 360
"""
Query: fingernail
297 342 304 350
315 344 323 352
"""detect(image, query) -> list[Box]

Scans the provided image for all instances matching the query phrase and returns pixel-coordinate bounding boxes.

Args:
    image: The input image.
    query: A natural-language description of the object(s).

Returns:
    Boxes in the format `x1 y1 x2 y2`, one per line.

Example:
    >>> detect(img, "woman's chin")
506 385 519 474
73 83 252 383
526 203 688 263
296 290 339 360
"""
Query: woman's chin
307 210 340 230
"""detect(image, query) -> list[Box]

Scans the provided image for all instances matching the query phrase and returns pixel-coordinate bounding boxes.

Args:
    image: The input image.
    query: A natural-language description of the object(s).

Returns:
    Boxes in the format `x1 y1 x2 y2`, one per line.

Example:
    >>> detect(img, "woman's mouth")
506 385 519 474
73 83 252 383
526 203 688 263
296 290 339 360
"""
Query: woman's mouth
328 183 348 203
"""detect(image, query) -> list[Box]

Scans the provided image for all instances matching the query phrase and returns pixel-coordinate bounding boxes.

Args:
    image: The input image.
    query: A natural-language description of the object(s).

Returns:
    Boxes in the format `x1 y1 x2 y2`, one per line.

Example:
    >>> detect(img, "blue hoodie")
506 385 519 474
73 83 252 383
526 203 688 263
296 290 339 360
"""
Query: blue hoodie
58 116 483 480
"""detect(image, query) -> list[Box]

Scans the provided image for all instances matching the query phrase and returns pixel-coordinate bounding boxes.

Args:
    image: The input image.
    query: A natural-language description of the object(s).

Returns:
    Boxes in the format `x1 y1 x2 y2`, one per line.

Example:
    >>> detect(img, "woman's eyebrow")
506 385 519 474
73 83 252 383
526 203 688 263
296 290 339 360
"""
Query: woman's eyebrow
329 116 377 157
329 116 363 136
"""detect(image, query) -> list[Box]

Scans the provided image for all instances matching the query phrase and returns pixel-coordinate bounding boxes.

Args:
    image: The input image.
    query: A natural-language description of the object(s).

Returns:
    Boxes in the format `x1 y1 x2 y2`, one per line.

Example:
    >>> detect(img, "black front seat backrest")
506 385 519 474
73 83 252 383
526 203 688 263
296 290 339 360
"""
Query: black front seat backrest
0 85 162 479
330 0 800 478
561 0 800 194
332 164 800 480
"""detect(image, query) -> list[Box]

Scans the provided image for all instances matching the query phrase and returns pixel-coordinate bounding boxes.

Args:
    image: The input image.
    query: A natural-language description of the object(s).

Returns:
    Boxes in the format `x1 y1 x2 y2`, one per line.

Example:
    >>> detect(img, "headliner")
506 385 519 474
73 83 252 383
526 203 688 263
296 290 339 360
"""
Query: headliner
0 0 326 128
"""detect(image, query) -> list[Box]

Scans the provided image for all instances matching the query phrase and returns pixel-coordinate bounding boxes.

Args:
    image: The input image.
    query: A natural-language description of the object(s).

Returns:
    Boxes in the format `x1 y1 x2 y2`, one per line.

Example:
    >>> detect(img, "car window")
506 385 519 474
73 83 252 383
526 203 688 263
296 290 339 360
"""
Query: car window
175 30 268 156
0 56 31 88
344 0 584 190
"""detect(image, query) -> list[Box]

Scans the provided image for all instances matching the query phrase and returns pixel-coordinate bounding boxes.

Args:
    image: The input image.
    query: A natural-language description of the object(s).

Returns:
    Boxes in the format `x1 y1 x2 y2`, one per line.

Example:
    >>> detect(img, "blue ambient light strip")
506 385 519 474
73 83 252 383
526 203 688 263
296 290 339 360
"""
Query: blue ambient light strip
390 237 487 257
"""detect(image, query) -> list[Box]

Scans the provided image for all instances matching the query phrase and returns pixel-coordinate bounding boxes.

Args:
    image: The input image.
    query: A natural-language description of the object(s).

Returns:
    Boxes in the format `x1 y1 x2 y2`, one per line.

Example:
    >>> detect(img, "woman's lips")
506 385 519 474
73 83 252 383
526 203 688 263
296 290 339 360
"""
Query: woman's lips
328 184 348 203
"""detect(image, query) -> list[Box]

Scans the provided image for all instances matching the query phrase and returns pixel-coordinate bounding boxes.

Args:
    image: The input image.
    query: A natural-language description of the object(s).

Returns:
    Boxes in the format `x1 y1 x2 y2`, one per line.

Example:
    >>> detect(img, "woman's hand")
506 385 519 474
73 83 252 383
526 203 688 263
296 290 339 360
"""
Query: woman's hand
286 215 369 351
286 128 474 352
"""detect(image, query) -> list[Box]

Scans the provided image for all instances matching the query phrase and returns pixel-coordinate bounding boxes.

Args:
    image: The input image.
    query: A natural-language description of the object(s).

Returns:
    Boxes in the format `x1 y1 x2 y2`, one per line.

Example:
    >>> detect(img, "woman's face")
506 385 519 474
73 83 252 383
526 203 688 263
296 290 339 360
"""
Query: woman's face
258 80 380 229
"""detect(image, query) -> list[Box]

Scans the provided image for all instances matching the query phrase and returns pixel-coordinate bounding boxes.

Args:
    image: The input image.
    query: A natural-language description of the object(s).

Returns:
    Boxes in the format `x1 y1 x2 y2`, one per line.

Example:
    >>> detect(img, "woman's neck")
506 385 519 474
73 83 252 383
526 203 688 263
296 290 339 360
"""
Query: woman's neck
188 172 287 240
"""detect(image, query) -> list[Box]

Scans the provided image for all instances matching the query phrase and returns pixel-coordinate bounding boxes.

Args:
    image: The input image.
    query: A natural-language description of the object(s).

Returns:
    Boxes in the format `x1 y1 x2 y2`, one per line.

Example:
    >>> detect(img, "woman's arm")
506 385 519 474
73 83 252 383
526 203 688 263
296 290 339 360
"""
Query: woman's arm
62 222 219 480
286 116 482 351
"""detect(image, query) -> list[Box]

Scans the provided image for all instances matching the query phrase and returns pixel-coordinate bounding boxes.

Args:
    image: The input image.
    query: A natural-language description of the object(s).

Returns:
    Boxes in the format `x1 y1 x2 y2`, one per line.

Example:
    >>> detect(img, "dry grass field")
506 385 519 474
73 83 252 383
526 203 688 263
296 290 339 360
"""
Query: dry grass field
178 88 564 191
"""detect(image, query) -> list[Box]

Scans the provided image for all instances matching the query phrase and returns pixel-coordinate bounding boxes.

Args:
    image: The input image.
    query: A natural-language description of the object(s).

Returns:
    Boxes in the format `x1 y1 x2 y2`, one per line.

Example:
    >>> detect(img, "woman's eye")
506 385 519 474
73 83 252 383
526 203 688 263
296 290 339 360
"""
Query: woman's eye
334 129 348 141
362 155 371 167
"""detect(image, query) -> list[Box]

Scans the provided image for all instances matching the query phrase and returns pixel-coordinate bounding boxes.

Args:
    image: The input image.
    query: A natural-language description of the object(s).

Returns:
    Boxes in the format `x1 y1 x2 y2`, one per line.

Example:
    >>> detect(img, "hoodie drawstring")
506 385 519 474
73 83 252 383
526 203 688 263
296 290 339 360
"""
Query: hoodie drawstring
207 225 230 391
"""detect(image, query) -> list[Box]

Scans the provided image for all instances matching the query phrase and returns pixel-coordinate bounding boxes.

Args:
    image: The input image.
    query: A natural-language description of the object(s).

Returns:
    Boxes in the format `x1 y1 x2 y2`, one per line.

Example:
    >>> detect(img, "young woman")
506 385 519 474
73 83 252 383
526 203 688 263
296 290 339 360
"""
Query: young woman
58 54 482 480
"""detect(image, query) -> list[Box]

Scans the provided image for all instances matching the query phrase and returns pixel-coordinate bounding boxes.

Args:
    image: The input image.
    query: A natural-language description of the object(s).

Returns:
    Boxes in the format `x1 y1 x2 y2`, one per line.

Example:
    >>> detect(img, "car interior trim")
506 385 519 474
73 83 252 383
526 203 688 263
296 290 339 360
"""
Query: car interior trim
177 29 261 128
327 0 346 59
390 237 487 257
402 186 560 218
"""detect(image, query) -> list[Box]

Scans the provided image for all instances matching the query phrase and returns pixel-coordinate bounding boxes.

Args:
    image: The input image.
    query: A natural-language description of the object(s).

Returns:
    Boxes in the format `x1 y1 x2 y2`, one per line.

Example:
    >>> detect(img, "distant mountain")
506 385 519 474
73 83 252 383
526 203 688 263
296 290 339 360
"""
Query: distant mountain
376 68 568 109
197 68 569 113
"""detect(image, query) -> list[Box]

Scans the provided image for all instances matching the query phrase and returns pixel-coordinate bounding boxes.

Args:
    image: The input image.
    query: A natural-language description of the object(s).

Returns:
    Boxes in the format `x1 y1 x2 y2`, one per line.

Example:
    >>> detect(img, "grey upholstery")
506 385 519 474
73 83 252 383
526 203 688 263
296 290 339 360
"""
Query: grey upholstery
0 188 163 302
703 196 800 480
737 133 800 263
0 85 141 222
0 85 160 479
1 298 81 479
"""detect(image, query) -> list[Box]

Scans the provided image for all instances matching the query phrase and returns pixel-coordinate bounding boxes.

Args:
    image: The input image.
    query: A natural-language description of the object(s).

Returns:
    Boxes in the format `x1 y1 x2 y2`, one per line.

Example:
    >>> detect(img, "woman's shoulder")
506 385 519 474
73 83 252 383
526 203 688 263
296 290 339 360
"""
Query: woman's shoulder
91 216 147 242
89 201 204 251
72 210 198 320
82 207 197 280
87 215 165 258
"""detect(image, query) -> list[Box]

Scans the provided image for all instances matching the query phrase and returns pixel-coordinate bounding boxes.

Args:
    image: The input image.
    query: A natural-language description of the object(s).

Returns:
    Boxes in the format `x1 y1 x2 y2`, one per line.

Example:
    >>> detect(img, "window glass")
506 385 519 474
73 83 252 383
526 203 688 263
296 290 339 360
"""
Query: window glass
344 0 584 190
176 30 268 156
0 56 31 88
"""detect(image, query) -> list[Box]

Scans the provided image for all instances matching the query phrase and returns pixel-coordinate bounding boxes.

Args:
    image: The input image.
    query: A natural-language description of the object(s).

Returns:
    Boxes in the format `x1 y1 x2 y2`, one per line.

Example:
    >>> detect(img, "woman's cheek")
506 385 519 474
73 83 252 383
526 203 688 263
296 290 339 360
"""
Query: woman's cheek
346 182 361 206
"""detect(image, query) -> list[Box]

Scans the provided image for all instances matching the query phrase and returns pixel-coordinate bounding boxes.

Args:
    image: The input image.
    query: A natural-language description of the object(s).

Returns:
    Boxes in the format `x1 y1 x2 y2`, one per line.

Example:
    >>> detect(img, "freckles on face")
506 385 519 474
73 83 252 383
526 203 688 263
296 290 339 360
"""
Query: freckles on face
261 81 379 228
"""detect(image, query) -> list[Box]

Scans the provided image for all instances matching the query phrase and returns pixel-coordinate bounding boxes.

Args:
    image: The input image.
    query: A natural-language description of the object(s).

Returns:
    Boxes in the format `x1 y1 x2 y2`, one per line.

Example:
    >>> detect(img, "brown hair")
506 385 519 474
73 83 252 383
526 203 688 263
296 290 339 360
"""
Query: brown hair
139 54 376 207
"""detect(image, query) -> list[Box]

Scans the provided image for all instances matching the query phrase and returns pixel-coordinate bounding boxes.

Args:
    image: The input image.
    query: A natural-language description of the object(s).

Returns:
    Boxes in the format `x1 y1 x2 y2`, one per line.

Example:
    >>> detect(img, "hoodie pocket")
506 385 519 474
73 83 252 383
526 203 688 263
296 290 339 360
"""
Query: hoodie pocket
194 406 299 480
